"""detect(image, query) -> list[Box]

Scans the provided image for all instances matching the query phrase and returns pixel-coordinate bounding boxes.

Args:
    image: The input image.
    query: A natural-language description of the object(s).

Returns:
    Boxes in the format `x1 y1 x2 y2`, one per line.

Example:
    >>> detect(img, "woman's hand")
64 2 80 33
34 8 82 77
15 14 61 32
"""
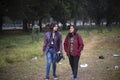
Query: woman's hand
57 51 61 54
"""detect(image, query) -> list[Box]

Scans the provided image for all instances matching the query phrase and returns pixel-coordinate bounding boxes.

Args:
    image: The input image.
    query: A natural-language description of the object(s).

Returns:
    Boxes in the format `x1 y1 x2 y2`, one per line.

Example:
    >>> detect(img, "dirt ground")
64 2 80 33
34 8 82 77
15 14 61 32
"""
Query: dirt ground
32 35 120 80
0 34 120 80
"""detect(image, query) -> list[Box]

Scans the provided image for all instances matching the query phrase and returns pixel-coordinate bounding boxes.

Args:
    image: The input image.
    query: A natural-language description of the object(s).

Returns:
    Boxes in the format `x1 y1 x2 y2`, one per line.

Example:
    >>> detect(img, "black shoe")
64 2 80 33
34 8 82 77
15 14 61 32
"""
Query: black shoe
54 75 58 80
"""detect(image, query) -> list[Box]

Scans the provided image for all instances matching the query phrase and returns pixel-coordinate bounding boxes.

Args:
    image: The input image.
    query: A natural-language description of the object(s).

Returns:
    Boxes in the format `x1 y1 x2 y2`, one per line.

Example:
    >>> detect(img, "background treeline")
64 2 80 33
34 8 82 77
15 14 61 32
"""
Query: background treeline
0 0 120 32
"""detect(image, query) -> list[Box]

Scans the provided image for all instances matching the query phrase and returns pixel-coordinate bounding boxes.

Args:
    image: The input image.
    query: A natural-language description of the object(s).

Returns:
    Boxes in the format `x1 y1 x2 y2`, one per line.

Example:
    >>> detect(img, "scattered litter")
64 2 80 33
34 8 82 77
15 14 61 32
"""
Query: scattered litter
113 54 119 57
80 64 88 68
32 56 38 60
58 62 62 64
99 56 104 59
106 67 110 70
114 65 119 70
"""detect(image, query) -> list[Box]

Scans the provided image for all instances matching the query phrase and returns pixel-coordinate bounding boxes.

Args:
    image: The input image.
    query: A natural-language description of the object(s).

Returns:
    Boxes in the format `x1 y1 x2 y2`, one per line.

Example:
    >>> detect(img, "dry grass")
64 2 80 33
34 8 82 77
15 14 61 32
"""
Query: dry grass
0 27 120 80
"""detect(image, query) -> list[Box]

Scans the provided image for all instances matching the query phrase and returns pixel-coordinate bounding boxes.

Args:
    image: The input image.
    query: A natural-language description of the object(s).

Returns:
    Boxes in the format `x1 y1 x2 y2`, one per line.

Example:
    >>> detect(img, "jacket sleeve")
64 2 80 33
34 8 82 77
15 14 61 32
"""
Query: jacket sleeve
59 32 62 52
64 35 69 53
78 34 84 53
43 33 47 52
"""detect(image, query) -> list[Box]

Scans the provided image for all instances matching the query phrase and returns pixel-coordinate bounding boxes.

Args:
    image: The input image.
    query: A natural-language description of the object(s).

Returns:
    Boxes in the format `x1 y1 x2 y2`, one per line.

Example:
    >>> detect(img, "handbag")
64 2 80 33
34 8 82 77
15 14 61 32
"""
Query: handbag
55 53 64 63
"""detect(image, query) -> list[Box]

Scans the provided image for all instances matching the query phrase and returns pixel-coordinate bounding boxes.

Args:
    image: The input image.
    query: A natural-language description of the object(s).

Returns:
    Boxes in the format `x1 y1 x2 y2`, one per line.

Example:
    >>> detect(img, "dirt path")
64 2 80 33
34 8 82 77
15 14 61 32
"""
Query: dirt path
1 35 120 80
76 36 99 80
25 36 99 80
55 35 120 80
37 36 100 80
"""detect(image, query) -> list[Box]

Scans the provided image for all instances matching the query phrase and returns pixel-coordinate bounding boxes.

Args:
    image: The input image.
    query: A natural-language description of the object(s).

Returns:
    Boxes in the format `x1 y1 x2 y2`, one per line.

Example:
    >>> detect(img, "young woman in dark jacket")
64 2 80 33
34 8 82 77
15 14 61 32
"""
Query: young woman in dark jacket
43 23 62 80
64 25 84 80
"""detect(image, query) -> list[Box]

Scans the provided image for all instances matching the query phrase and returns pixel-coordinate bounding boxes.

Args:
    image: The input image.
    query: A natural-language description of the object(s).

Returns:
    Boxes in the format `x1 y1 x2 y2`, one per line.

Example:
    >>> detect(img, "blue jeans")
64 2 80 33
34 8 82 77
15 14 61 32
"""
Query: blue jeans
46 48 57 79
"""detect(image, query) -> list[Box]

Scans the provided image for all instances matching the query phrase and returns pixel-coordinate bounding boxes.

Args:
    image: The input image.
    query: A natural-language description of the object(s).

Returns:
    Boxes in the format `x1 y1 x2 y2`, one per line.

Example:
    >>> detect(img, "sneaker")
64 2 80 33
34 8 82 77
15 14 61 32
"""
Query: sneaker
45 78 49 80
74 78 78 80
45 77 49 80
54 76 58 80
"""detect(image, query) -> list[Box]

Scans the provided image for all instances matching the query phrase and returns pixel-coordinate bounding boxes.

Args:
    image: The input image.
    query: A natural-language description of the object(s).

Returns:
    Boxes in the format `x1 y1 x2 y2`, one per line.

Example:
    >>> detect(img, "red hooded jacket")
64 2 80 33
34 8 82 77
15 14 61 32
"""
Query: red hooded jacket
64 33 84 57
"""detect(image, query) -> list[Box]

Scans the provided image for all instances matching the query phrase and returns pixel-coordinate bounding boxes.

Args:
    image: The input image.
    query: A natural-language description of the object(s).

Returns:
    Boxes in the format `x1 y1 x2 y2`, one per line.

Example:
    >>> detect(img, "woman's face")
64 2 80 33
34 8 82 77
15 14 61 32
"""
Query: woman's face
69 26 74 33
53 24 58 32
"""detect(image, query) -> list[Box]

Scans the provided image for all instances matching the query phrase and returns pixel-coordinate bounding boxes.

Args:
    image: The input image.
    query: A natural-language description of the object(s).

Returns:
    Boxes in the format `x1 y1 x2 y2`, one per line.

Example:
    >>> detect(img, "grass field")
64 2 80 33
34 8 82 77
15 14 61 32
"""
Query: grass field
0 26 120 80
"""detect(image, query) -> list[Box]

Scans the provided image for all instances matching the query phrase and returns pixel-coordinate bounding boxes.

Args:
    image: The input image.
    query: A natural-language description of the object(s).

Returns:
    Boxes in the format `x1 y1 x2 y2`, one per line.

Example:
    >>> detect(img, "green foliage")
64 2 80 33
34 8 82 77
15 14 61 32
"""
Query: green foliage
0 33 44 64
0 58 7 72
1 0 120 31
50 0 71 25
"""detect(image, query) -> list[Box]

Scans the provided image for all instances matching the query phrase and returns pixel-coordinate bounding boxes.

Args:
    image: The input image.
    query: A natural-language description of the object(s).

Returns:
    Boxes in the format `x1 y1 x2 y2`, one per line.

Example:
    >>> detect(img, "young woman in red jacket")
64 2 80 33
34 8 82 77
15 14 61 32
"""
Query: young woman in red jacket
64 25 84 80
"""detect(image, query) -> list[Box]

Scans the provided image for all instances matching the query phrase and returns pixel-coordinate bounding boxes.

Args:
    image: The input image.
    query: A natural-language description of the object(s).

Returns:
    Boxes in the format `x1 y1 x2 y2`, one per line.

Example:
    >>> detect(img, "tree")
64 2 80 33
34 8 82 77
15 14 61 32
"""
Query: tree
69 0 83 25
50 0 71 28
2 0 55 32
105 0 120 26
21 0 56 31
36 0 56 31
0 0 9 33
85 0 105 26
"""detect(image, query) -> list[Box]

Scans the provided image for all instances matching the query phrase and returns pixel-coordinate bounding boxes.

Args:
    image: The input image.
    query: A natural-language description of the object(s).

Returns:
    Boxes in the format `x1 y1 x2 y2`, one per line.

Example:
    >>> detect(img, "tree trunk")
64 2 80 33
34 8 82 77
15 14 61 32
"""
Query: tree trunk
0 15 3 34
39 18 42 32
74 19 77 27
82 17 85 27
61 20 66 30
106 18 111 27
96 17 101 26
23 19 28 32
96 17 103 33
106 18 112 32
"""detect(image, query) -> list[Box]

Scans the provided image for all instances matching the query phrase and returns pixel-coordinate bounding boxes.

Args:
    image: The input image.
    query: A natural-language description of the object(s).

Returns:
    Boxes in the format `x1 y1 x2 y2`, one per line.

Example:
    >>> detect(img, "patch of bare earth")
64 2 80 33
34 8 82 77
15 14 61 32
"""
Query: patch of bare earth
78 35 120 80
1 35 120 80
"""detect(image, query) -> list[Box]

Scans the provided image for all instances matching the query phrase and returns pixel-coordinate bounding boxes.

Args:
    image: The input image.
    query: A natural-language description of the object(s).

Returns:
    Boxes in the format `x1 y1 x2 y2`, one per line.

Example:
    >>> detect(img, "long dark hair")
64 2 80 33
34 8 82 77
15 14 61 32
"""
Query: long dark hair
68 24 77 38
50 23 58 31
49 23 60 40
